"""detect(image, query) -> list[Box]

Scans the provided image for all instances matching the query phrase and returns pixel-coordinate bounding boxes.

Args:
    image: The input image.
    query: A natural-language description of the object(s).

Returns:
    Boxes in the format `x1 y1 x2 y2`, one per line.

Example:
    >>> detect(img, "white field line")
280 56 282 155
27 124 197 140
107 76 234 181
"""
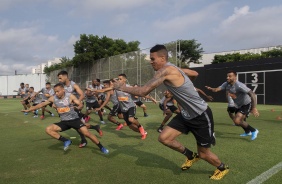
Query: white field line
246 162 282 184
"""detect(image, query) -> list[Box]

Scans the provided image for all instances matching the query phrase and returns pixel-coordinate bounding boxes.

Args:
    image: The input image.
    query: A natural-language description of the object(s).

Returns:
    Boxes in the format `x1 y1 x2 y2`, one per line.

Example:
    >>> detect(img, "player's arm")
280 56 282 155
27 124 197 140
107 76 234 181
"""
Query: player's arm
70 94 83 110
196 88 213 101
248 90 259 117
73 84 85 102
95 91 111 111
205 86 222 92
114 67 169 96
144 95 157 104
162 97 172 115
92 87 113 93
180 68 198 81
22 97 54 112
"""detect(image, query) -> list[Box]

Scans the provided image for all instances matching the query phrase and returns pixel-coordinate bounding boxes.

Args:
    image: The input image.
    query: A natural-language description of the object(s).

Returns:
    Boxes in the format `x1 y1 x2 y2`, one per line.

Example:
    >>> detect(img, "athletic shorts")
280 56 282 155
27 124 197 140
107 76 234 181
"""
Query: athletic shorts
24 98 30 105
235 103 251 117
98 95 105 101
109 104 121 116
134 101 143 107
121 106 136 126
167 107 215 148
159 104 178 113
54 118 85 131
227 106 237 113
86 101 100 110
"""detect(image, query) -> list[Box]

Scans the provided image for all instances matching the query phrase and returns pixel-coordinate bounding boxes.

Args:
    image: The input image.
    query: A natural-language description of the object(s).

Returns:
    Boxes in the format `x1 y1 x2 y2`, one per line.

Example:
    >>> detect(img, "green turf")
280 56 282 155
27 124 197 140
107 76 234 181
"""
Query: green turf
0 99 282 184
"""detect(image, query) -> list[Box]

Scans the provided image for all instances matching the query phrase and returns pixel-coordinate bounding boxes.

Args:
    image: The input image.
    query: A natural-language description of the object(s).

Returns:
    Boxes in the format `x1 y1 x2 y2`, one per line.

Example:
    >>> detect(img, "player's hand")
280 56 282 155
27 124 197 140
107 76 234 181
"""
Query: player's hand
251 108 259 117
95 108 101 112
207 96 213 101
205 86 212 91
21 109 29 113
113 79 126 90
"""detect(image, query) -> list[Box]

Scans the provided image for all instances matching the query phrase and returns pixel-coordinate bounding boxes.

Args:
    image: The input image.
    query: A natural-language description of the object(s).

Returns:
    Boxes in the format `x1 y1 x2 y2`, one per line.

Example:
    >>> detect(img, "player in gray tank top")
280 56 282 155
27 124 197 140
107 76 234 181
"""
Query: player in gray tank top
113 44 229 180
22 83 109 154
36 82 55 119
14 82 31 111
206 70 259 141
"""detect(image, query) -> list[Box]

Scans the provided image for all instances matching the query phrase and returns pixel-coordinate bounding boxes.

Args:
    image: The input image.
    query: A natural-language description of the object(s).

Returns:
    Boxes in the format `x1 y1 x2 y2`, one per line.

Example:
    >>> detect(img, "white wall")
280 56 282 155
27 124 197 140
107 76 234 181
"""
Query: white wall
0 74 47 95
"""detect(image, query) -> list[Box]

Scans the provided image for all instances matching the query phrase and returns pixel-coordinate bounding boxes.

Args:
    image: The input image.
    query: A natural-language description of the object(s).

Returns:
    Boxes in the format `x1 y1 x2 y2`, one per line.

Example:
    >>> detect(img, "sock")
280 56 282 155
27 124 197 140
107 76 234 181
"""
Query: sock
159 124 164 128
116 121 121 125
137 124 141 128
58 136 68 142
182 147 194 160
242 127 250 133
217 163 226 171
76 129 87 143
247 125 256 132
100 117 104 121
89 125 96 130
48 111 52 114
97 142 103 149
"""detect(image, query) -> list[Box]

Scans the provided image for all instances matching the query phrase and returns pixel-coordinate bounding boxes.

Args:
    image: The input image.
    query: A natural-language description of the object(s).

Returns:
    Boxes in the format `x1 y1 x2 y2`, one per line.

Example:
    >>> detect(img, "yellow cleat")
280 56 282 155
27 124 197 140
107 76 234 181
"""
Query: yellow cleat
181 153 200 170
209 165 229 180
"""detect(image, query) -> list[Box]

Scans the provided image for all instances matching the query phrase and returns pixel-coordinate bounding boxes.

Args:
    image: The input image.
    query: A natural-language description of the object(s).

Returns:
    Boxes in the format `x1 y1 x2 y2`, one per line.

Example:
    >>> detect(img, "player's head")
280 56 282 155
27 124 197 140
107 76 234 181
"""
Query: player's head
54 83 65 98
227 70 237 84
29 87 34 92
57 71 68 84
118 74 127 84
46 82 51 89
149 44 168 71
25 84 29 88
103 80 111 88
92 79 100 86
20 83 24 88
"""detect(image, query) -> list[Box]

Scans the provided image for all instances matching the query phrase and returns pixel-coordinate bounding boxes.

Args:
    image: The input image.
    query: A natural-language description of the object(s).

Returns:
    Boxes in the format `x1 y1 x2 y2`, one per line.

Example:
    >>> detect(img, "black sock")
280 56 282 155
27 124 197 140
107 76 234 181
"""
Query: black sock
182 147 194 160
247 125 256 132
137 124 141 128
48 111 52 114
217 163 226 171
116 121 121 125
89 125 96 130
242 127 250 133
76 129 87 143
100 116 104 121
58 136 68 142
97 142 103 149
159 125 164 128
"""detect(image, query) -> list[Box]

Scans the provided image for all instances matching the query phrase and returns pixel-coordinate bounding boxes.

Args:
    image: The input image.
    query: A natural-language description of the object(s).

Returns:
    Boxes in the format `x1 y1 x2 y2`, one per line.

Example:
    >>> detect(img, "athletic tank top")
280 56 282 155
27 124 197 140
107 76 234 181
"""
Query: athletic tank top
85 91 97 103
164 62 207 120
40 88 54 100
64 81 79 99
115 85 135 112
110 90 119 105
54 93 78 121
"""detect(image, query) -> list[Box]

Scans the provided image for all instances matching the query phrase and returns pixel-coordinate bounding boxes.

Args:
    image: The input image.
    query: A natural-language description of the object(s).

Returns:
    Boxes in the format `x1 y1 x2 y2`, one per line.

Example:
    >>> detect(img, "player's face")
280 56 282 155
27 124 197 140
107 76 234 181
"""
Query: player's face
58 75 67 84
150 52 166 71
227 72 236 84
118 76 126 84
20 84 24 88
46 84 51 89
103 83 110 88
54 86 65 98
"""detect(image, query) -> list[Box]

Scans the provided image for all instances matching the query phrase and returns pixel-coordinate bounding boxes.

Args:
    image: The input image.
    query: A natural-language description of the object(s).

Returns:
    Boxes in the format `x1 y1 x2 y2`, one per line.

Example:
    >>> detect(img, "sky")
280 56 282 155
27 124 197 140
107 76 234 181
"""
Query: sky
1 0 282 75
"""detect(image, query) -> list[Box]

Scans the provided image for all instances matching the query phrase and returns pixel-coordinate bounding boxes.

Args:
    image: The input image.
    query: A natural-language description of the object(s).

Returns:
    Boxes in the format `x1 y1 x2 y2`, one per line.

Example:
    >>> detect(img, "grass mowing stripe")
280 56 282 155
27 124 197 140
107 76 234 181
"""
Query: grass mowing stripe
247 162 282 184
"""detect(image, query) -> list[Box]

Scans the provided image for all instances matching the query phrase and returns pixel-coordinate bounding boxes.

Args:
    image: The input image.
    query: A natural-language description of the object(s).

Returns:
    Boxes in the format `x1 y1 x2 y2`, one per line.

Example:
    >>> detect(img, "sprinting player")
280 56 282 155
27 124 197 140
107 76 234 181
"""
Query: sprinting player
157 90 180 133
205 70 259 140
132 84 157 117
36 82 55 119
114 74 147 139
113 44 229 180
85 86 106 124
14 82 30 112
25 87 41 117
93 80 124 130
91 79 111 112
22 83 109 154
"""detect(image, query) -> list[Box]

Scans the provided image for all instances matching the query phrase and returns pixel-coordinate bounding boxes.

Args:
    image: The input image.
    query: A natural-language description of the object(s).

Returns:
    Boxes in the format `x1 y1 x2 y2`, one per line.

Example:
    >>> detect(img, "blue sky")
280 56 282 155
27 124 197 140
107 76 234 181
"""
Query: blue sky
1 0 282 75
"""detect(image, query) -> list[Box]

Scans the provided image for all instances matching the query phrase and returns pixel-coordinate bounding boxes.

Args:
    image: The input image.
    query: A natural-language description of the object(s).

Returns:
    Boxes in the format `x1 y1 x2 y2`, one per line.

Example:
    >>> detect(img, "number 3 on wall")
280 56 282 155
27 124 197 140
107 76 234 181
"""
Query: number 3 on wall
251 73 258 93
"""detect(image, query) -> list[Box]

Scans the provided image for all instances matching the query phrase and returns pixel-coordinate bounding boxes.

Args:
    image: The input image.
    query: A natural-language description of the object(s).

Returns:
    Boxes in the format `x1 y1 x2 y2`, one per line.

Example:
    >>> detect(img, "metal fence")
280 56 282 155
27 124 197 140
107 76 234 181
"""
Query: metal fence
48 41 180 101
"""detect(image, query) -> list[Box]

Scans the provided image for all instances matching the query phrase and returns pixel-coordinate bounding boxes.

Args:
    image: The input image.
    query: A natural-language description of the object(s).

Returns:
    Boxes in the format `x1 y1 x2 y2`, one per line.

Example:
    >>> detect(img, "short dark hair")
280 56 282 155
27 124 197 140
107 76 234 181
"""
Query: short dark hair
20 82 24 85
46 82 51 85
54 83 64 88
57 71 68 76
150 44 168 59
96 79 100 83
30 87 34 90
227 70 237 76
103 80 111 85
118 73 127 79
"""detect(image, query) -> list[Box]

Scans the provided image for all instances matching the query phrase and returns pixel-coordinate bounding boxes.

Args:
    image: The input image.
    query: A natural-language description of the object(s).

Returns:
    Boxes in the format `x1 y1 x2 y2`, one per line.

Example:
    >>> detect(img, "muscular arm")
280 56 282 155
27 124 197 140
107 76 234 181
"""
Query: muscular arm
70 94 83 110
74 84 85 102
22 97 54 112
96 91 111 111
205 86 222 92
196 88 213 101
248 90 259 117
181 68 198 81
114 68 168 96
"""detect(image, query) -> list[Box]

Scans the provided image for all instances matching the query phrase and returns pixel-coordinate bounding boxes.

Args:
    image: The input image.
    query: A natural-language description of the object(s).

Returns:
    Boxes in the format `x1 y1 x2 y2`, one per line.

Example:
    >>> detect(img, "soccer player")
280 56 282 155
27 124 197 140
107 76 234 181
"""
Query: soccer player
25 87 41 117
113 44 229 180
22 83 109 154
205 70 259 140
36 82 55 119
91 79 112 113
14 82 30 112
131 84 157 117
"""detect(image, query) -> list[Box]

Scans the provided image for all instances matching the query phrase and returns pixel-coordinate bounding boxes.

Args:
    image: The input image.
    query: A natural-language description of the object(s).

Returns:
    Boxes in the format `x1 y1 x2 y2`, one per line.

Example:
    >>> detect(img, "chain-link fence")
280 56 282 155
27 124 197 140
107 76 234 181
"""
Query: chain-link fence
48 41 180 101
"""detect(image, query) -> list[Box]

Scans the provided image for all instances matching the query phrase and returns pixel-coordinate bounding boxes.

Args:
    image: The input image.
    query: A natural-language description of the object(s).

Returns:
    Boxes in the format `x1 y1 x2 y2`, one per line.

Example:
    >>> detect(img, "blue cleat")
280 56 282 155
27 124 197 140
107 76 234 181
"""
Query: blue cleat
63 140 72 151
24 112 28 115
251 129 259 141
240 132 252 137
100 147 109 154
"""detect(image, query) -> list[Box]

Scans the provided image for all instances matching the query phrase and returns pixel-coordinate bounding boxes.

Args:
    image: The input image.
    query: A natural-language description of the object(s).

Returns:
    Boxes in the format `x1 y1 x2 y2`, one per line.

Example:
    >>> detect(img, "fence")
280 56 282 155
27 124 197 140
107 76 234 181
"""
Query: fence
48 41 181 101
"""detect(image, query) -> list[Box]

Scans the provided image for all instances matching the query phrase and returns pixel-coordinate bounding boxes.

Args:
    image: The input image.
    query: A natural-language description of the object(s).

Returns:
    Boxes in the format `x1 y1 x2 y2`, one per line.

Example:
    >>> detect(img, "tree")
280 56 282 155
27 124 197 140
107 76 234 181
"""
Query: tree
72 34 140 67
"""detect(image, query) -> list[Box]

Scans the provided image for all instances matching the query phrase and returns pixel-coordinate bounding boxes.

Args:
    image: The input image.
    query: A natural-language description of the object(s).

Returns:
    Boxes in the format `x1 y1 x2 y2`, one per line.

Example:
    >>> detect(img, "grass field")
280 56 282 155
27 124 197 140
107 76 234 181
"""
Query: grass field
0 99 282 184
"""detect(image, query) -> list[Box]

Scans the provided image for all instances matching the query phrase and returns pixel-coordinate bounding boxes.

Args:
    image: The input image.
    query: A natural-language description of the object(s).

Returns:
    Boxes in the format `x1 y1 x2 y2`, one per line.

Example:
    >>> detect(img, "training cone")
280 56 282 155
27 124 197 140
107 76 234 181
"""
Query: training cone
271 109 275 112
276 116 281 120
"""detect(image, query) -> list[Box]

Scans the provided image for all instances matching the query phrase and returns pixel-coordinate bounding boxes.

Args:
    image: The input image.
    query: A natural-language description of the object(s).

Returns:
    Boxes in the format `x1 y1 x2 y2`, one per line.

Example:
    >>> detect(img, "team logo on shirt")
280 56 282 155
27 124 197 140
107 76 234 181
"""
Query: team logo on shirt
228 92 237 99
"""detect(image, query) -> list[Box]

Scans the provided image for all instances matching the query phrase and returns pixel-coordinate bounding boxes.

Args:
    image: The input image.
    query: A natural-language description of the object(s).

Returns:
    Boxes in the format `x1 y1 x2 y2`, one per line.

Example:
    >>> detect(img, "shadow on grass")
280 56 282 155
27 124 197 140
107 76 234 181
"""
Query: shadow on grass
215 131 253 142
106 143 184 175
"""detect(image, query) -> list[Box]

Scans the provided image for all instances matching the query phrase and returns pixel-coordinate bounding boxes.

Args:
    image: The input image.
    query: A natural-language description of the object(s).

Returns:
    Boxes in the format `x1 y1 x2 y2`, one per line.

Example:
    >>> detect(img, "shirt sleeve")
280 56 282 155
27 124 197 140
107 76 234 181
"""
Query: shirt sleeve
219 82 227 90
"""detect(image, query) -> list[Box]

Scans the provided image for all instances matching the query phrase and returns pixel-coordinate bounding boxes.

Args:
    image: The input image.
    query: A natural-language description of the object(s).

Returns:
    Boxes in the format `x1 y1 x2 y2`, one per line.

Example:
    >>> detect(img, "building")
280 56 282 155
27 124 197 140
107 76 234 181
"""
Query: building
190 45 281 68
31 58 61 74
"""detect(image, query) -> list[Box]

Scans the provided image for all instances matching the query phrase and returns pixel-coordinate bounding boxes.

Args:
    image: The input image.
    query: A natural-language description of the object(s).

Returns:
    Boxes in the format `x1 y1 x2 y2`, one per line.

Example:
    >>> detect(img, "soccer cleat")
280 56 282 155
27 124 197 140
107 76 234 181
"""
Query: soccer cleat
115 124 124 130
63 140 72 151
24 112 28 115
100 147 109 154
79 142 87 148
144 113 148 117
141 131 147 140
251 129 259 140
40 115 44 119
100 121 106 124
33 115 38 118
240 132 252 137
51 113 55 117
35 109 39 115
209 165 229 180
181 153 200 170
157 126 163 133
